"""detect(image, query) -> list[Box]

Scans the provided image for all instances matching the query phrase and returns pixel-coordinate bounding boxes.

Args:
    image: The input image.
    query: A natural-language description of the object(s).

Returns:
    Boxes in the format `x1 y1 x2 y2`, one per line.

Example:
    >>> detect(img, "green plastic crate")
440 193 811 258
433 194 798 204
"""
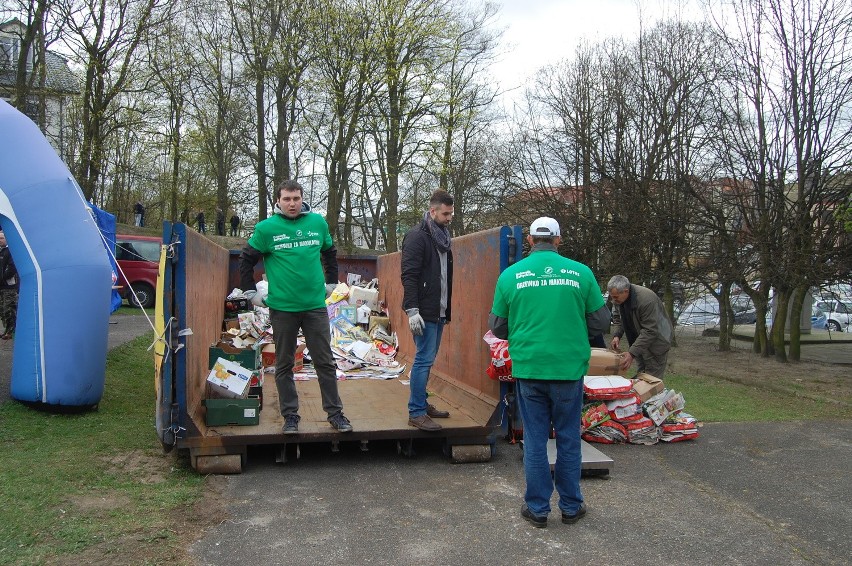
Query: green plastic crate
208 342 260 370
204 397 260 426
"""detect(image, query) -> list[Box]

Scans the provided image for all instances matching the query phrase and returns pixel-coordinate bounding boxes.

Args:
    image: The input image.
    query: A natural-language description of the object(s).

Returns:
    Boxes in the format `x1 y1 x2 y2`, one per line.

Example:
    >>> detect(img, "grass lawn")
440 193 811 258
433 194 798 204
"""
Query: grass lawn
0 335 204 565
664 372 852 421
0 335 846 564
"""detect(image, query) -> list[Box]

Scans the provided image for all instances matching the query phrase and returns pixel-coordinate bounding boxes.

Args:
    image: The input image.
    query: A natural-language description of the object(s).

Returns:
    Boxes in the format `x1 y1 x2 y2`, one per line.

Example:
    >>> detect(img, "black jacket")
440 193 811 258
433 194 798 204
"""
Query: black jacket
0 246 18 290
401 220 453 322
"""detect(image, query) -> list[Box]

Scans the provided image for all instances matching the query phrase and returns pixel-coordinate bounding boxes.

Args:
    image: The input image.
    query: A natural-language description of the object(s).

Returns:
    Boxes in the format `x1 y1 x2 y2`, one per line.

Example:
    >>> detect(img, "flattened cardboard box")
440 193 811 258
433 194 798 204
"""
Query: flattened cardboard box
206 357 252 399
631 373 664 402
588 348 626 376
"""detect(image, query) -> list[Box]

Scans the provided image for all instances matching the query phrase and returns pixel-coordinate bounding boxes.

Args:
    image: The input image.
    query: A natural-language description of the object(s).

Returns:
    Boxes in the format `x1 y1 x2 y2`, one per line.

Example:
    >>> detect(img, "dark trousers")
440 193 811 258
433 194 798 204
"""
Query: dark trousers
270 307 343 419
0 289 17 333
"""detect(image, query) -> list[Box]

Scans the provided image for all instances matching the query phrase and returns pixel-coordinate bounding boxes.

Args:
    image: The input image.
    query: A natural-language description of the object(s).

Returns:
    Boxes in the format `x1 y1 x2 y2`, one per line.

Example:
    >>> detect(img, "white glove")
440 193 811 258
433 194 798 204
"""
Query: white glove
406 308 425 336
326 283 338 298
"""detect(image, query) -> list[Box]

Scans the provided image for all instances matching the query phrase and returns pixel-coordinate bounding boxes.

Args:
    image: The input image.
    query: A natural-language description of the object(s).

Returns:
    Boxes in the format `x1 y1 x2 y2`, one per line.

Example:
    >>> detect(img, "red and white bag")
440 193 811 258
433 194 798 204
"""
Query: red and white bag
605 393 642 420
483 330 514 381
583 375 633 400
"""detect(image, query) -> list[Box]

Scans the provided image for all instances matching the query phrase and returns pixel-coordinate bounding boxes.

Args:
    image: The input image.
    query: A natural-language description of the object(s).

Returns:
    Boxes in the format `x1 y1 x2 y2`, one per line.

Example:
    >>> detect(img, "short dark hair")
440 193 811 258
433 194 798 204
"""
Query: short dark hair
429 189 453 208
275 180 304 200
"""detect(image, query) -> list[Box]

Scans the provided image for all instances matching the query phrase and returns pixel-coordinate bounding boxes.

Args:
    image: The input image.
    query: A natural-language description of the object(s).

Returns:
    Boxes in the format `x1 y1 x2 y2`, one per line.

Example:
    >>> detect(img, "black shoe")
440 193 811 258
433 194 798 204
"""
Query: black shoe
561 503 587 524
426 403 450 418
283 414 300 434
329 412 353 432
521 504 547 528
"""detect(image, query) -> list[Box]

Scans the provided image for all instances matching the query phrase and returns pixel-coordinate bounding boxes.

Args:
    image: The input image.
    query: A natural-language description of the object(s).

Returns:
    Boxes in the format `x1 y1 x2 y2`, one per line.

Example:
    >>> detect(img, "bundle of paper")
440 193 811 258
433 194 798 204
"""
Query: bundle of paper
583 375 633 400
581 402 610 432
643 389 686 425
660 411 700 442
624 416 660 445
581 420 627 444
605 393 643 421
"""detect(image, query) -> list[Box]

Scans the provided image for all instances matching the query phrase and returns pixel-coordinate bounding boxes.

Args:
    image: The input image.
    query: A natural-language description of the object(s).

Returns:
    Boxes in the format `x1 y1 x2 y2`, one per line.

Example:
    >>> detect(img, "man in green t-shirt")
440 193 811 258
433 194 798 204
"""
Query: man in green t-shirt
489 217 609 528
239 180 352 434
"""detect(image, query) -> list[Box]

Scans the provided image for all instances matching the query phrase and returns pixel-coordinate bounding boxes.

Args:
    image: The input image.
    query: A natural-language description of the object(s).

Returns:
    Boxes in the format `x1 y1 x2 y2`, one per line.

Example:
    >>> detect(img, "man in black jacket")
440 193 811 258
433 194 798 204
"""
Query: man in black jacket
401 189 454 431
0 231 18 340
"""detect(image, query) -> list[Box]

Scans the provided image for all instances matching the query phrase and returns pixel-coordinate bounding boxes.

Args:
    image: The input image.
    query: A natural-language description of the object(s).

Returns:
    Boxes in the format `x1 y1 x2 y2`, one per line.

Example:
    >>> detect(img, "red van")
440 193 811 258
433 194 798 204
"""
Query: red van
115 234 160 307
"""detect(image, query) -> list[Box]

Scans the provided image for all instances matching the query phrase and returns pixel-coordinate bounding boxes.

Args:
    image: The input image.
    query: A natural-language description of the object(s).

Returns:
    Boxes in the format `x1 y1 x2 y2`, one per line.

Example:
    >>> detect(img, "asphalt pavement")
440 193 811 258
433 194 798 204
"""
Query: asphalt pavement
2 319 849 564
188 421 851 565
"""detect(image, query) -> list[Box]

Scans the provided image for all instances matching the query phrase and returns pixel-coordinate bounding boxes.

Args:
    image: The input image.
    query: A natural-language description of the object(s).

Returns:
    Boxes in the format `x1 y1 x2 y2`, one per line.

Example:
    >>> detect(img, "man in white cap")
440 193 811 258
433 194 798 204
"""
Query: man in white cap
489 216 610 528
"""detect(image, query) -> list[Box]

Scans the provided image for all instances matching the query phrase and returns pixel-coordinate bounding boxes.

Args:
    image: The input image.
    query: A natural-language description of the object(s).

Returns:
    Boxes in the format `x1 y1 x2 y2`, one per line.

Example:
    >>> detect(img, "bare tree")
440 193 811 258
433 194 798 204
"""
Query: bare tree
708 0 852 360
58 0 170 200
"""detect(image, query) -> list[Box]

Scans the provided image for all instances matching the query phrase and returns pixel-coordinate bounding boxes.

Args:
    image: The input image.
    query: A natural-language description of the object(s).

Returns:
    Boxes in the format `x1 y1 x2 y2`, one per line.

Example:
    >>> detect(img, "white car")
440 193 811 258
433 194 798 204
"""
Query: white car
813 299 852 332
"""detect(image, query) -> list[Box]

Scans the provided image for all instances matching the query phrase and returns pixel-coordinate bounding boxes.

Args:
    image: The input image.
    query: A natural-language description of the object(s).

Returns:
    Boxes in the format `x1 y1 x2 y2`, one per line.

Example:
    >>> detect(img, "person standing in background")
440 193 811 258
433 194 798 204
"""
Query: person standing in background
0 231 19 340
196 210 206 234
216 208 225 236
230 213 240 237
400 189 455 432
134 201 144 227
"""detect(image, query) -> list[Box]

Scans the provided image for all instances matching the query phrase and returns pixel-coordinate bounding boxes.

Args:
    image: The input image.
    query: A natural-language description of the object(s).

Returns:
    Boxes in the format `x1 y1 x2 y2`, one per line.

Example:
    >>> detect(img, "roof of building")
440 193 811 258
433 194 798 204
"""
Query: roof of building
0 18 80 95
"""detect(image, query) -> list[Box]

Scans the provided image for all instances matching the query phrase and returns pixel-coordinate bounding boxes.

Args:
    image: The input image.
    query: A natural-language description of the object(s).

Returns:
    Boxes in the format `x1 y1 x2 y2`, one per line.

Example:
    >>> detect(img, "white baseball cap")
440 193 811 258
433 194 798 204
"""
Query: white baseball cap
530 216 560 237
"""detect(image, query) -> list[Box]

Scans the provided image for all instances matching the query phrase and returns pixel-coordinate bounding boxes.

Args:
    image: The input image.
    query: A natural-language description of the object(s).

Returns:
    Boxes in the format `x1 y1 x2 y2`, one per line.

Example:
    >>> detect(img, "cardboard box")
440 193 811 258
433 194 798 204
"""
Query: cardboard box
260 342 306 371
294 343 306 372
588 348 626 376
631 373 665 402
261 343 276 367
209 338 259 370
206 357 253 399
348 285 379 311
204 397 260 426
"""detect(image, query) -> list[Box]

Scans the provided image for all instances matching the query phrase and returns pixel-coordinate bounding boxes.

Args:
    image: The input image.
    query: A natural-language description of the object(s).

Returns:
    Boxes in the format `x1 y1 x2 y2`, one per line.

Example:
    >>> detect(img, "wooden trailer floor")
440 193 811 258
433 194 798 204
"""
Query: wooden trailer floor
199 376 496 443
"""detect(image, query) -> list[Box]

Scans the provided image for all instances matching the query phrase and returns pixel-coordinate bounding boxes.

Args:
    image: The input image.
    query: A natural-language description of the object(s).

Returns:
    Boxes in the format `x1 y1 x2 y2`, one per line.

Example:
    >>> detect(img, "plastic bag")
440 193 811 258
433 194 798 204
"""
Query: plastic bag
483 330 513 381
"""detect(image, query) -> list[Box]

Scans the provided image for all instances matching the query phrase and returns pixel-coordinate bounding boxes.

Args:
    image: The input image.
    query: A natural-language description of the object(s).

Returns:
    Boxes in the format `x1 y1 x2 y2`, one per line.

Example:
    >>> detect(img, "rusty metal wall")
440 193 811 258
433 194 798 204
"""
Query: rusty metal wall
227 250 378 290
181 228 230 420
378 227 503 405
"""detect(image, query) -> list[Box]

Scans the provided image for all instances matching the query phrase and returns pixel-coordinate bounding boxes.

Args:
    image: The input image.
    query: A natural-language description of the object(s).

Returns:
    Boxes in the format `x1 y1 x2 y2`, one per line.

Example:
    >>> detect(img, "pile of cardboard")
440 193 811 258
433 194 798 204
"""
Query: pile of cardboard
580 348 699 444
221 278 402 381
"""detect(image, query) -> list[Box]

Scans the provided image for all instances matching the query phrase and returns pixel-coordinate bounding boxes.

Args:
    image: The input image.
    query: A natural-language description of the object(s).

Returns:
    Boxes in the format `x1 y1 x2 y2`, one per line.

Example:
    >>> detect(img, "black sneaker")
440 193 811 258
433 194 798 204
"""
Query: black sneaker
561 503 587 524
329 412 353 433
283 414 300 434
521 504 547 528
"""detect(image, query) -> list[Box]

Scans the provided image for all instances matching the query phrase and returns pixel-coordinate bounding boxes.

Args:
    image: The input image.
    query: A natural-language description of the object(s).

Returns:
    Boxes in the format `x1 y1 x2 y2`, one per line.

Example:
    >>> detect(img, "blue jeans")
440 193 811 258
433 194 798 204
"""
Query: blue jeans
408 319 445 417
516 378 584 516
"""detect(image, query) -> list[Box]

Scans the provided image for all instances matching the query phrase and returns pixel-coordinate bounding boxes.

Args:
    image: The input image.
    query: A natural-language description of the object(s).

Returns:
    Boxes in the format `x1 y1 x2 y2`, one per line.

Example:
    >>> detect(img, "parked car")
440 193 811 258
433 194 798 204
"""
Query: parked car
810 307 828 330
814 299 852 332
115 234 160 308
676 294 757 326
676 296 720 326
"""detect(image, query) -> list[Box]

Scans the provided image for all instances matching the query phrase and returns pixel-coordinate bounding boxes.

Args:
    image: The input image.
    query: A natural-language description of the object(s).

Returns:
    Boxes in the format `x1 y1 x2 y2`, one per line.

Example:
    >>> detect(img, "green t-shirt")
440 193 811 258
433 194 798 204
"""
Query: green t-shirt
248 212 334 312
491 249 605 381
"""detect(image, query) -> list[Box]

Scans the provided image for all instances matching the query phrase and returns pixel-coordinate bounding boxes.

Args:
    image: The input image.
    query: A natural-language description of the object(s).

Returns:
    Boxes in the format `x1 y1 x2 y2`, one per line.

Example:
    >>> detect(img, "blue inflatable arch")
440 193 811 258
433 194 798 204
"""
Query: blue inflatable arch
0 100 112 408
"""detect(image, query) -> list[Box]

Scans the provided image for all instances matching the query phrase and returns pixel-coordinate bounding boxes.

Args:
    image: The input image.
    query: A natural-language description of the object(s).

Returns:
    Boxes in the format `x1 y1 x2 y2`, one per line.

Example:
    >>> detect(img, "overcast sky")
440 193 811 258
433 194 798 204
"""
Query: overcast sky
490 0 704 108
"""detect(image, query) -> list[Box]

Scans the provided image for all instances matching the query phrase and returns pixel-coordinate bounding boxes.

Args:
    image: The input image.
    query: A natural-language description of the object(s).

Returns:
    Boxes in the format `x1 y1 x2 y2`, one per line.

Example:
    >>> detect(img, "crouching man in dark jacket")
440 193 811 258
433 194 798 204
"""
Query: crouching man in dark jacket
607 275 673 377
